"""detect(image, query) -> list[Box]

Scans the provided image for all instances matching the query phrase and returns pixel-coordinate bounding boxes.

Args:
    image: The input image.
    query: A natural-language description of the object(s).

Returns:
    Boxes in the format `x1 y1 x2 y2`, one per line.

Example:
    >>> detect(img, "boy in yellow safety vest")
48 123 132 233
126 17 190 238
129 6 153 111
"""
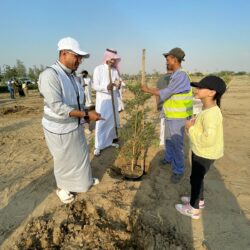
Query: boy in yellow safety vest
141 48 193 183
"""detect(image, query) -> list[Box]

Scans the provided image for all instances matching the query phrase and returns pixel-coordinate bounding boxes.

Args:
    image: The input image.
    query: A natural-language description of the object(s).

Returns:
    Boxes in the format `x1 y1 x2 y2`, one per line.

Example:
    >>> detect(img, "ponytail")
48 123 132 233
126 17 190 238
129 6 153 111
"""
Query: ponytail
214 93 222 108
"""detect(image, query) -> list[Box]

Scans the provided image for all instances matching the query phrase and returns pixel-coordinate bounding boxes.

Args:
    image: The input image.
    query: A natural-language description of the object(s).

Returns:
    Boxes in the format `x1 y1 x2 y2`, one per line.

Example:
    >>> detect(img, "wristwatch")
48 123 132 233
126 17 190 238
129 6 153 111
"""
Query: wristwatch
84 109 89 121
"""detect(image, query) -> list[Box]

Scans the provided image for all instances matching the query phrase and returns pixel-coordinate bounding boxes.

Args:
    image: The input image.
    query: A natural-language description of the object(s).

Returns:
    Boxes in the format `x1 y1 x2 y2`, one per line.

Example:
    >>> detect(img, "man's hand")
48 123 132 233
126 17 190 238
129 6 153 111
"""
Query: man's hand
70 109 104 121
141 84 148 92
114 79 122 89
88 111 104 121
107 83 116 91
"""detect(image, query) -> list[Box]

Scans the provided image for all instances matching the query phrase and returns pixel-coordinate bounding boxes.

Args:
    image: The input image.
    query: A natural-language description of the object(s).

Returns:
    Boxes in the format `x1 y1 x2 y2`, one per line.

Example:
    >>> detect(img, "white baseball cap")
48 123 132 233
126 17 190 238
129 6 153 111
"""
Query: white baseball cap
57 37 90 58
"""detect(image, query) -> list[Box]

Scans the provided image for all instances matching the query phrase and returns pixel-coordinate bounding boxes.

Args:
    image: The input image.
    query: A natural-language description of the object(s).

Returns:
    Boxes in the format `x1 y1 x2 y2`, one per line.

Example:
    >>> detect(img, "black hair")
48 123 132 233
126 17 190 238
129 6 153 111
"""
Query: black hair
213 92 222 108
81 70 88 75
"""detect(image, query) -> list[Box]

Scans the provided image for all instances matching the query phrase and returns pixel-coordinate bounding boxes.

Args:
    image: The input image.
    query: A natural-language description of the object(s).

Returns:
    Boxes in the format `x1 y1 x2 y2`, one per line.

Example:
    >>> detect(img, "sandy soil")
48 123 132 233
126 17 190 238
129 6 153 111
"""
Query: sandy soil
0 76 249 250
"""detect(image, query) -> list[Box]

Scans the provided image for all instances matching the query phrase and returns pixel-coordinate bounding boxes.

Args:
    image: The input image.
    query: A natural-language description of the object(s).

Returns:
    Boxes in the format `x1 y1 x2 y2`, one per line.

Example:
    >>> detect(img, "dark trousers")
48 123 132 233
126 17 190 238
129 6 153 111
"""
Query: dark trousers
190 152 214 209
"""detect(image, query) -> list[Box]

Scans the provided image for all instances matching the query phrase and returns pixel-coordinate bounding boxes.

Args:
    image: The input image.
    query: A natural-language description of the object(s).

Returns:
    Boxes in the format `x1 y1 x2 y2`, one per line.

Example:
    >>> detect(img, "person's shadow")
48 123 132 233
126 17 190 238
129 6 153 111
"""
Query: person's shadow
123 145 194 249
0 122 120 248
90 145 119 182
125 143 250 249
201 164 250 250
0 169 55 247
0 119 31 133
88 98 124 183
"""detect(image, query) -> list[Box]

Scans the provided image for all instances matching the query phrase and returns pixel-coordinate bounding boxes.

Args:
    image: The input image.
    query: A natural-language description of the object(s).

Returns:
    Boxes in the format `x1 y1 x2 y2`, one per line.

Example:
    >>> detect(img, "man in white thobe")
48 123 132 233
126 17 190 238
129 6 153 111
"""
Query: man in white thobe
93 49 121 156
39 37 103 204
78 70 94 108
118 80 126 112
78 70 94 134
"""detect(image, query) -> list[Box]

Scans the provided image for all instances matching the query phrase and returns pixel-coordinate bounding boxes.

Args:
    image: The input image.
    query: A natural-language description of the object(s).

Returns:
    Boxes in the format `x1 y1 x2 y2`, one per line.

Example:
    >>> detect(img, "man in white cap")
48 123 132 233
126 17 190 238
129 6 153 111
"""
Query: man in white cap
39 37 103 204
92 49 121 156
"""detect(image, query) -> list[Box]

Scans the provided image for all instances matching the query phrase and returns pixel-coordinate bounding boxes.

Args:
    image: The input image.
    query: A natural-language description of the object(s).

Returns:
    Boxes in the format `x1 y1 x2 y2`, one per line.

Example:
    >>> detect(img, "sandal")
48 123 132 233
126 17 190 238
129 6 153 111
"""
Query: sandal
56 189 74 204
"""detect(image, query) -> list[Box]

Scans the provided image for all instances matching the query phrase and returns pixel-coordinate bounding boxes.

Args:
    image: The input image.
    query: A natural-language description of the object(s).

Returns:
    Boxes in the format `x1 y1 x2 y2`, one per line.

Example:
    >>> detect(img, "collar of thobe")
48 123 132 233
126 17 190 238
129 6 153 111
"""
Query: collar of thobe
104 63 115 70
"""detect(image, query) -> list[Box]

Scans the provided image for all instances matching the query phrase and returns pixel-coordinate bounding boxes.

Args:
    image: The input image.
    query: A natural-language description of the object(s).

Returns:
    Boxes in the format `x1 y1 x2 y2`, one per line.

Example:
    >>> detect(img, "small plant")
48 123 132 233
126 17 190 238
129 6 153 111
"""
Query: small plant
118 82 155 175
117 49 156 178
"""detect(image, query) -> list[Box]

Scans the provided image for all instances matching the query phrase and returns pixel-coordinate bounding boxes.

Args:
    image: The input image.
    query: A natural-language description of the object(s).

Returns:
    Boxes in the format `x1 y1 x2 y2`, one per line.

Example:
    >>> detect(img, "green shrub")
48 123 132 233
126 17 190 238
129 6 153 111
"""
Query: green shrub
0 86 8 93
28 84 38 90
119 82 156 172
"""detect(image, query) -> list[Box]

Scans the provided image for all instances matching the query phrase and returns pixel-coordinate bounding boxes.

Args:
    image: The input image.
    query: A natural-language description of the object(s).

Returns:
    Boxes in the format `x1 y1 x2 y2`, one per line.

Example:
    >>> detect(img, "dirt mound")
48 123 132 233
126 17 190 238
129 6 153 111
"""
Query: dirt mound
129 210 189 250
16 199 188 250
0 105 38 115
16 199 131 250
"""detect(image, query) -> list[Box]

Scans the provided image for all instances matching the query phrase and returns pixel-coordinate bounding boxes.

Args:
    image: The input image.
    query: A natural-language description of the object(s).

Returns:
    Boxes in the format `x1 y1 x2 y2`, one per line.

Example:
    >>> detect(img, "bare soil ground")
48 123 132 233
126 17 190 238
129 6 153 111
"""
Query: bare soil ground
0 76 250 249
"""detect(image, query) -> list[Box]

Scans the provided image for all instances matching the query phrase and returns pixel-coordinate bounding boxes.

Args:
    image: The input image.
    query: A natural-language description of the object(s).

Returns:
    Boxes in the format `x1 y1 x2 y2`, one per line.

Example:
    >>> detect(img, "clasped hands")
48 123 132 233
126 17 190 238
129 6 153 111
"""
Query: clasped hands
107 80 121 91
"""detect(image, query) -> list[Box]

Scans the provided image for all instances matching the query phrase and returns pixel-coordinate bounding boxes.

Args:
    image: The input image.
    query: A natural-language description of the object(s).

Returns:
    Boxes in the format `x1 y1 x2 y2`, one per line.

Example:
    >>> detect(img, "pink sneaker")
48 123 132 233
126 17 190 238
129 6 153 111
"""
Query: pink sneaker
175 203 200 219
181 196 205 209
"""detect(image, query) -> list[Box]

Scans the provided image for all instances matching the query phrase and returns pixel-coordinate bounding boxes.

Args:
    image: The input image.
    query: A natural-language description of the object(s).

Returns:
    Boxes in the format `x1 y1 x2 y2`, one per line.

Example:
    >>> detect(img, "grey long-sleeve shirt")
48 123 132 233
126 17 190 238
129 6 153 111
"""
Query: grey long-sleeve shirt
38 61 76 118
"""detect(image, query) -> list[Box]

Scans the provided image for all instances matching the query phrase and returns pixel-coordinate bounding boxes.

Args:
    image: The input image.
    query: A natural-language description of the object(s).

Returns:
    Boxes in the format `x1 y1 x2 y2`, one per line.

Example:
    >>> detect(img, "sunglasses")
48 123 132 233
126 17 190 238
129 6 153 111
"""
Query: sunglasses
65 50 83 60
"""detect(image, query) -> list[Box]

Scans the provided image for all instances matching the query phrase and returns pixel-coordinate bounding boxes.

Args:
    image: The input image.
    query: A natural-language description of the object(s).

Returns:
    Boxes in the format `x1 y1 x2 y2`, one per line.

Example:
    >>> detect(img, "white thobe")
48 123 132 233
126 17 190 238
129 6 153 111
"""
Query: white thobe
93 64 120 150
39 61 93 192
78 76 94 108
118 81 125 111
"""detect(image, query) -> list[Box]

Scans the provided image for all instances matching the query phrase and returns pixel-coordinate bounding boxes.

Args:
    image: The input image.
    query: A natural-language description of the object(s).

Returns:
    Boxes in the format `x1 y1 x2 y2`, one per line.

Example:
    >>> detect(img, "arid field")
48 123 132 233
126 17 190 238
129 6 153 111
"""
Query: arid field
0 75 250 249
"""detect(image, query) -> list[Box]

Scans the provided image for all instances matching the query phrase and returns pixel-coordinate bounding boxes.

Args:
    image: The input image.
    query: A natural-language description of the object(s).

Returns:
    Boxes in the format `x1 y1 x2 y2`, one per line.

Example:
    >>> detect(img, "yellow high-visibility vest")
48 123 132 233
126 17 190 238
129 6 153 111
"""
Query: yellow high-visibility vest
163 69 193 119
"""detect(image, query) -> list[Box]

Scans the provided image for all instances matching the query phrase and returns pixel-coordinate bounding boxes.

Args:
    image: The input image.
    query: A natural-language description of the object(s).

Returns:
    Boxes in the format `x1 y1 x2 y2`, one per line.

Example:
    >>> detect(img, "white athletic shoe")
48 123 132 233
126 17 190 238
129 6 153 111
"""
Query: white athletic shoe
56 189 74 204
92 178 100 186
94 148 101 156
111 143 119 149
175 203 200 220
181 196 205 209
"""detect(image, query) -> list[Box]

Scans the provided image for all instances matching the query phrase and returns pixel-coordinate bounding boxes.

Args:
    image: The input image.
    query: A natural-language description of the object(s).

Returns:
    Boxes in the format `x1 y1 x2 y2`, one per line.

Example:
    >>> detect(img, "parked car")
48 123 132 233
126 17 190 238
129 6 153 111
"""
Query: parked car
19 77 33 85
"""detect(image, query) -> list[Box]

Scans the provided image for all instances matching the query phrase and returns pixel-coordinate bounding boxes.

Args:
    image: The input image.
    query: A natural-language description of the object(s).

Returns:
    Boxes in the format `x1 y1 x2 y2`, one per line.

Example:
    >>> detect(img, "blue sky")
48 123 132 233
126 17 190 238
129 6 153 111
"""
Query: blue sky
0 0 249 74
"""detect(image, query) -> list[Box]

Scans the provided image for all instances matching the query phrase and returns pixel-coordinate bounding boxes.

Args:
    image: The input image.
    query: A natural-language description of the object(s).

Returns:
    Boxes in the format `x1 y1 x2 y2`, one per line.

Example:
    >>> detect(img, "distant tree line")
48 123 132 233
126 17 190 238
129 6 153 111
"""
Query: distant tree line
0 60 45 85
121 70 249 81
189 71 249 85
190 71 249 77
0 60 248 85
